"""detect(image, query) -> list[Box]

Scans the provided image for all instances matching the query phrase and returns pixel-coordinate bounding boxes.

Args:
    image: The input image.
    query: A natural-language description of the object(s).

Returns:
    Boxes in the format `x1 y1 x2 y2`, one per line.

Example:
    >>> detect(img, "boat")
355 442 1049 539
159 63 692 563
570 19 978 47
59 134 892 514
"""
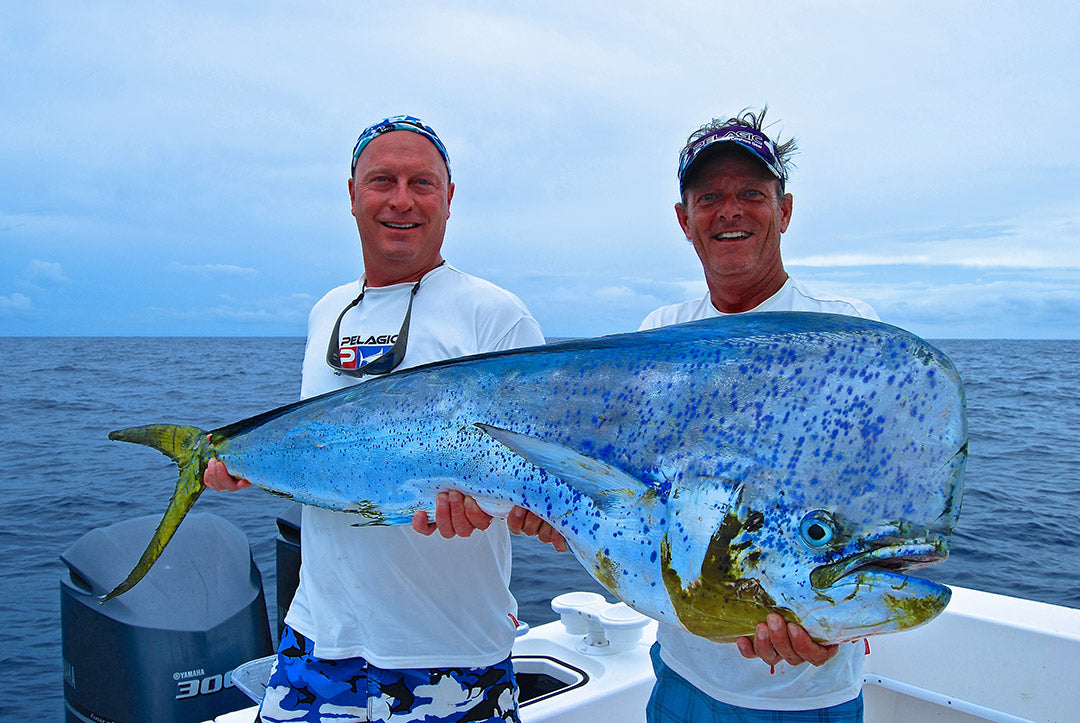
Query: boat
204 585 1080 723
61 512 1080 722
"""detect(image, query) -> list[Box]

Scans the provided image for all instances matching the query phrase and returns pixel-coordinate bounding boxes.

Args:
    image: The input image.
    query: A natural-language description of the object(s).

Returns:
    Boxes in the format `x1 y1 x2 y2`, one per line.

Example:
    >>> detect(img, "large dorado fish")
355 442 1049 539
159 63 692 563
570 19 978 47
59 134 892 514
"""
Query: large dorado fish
107 312 966 644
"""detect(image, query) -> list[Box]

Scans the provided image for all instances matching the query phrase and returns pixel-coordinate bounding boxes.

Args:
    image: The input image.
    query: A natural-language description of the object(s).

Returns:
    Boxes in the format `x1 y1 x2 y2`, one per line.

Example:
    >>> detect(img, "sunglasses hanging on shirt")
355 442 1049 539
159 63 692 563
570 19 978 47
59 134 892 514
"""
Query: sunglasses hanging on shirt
325 264 442 377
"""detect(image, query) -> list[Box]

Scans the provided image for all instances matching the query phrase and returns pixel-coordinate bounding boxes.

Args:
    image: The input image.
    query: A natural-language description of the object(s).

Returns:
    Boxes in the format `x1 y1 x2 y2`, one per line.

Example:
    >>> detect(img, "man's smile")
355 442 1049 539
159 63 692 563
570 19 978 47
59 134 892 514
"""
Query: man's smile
713 231 752 241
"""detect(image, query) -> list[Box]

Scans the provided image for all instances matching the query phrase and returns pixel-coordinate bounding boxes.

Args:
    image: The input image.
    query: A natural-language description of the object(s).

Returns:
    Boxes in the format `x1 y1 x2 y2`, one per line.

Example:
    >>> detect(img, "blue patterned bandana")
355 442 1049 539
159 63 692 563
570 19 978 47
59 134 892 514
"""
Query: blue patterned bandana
350 115 451 180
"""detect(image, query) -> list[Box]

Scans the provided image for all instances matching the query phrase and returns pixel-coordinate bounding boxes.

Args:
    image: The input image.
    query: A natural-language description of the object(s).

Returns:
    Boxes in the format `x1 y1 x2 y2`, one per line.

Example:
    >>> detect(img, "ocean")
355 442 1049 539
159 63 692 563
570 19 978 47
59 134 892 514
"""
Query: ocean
1 336 1078 720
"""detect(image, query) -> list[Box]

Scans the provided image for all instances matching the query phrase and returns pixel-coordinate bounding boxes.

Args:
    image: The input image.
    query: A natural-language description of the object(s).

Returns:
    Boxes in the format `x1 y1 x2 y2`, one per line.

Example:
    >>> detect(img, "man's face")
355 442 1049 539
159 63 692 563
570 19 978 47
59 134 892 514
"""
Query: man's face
676 149 793 290
349 130 454 286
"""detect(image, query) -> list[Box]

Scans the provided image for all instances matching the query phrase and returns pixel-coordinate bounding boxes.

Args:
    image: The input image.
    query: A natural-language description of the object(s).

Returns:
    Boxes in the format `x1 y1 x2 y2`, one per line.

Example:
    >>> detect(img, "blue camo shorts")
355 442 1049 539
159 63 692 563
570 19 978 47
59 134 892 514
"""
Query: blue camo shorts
258 625 519 723
646 643 864 723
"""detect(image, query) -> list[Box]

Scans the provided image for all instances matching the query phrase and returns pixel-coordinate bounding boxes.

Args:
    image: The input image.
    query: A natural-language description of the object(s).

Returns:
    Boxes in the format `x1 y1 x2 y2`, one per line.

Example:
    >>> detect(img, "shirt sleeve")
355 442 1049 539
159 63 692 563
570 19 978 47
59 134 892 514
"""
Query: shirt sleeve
638 309 663 331
489 315 545 352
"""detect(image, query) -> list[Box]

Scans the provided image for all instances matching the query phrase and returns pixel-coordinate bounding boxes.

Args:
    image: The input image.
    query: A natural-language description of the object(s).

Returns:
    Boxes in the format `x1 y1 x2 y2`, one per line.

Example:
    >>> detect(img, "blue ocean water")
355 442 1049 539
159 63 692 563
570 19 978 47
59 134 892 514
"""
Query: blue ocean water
1 336 1077 720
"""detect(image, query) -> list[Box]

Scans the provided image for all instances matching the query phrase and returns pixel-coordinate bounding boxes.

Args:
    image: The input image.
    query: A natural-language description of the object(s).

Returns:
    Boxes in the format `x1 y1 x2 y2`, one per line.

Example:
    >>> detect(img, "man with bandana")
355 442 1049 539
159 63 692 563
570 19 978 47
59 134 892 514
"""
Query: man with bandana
641 108 878 722
204 115 559 723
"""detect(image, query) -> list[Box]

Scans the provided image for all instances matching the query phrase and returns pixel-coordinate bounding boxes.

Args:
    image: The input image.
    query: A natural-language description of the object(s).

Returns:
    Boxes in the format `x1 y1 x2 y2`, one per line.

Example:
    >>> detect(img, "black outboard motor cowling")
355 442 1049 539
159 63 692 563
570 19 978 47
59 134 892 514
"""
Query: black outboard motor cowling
274 504 302 638
60 513 274 723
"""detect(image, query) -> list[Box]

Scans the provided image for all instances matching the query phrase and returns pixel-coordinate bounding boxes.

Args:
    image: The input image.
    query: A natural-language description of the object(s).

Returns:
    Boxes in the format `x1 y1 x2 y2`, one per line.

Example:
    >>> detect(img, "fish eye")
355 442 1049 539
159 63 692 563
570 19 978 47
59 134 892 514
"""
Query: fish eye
799 511 837 548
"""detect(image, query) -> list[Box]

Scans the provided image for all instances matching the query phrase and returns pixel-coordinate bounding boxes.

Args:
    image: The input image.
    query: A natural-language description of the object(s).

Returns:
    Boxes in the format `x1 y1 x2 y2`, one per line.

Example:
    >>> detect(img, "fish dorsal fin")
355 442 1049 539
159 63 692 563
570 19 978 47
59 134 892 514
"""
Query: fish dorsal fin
474 423 653 511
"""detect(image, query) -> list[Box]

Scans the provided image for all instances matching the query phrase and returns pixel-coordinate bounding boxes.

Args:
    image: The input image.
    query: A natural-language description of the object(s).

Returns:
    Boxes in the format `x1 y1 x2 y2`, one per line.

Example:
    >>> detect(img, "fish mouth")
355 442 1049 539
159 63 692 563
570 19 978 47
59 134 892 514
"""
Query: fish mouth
810 539 948 590
802 540 952 642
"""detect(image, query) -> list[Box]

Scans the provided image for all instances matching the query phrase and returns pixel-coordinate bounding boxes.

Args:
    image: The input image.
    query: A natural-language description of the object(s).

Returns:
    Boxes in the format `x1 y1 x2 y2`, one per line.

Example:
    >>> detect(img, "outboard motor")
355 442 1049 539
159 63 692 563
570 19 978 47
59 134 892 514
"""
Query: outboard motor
60 513 274 723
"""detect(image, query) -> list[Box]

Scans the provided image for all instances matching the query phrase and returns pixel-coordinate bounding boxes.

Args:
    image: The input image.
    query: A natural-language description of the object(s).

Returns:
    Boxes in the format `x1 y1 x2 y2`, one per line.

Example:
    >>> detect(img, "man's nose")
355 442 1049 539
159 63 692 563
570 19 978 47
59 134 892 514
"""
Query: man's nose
715 195 742 219
388 181 413 208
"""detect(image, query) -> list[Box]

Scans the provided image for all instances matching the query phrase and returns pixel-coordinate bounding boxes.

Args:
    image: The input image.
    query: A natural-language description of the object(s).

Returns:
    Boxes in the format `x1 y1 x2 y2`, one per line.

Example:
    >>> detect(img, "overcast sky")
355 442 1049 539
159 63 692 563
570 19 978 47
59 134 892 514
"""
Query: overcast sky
3 1 1078 340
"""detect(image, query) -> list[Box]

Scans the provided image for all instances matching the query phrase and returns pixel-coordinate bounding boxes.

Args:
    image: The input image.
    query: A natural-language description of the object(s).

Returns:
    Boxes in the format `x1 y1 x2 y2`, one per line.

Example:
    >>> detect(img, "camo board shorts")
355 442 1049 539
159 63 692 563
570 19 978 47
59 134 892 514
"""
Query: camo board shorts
646 643 864 723
258 625 519 723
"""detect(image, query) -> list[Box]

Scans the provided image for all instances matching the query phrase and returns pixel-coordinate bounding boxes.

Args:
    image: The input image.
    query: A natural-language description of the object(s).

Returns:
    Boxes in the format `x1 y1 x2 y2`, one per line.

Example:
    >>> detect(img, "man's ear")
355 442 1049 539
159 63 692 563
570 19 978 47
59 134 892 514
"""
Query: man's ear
675 202 691 240
779 192 793 234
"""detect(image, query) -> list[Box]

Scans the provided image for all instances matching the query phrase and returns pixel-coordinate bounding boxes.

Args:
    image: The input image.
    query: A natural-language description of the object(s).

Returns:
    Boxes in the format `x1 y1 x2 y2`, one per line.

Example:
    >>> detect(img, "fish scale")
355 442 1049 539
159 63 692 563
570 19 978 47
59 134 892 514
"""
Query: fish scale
106 312 965 644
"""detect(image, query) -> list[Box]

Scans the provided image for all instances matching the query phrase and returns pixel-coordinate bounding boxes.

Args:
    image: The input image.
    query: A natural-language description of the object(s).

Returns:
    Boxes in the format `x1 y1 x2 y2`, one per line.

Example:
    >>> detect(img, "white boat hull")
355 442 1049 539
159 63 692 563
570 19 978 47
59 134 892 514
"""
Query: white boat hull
207 585 1080 723
863 585 1079 722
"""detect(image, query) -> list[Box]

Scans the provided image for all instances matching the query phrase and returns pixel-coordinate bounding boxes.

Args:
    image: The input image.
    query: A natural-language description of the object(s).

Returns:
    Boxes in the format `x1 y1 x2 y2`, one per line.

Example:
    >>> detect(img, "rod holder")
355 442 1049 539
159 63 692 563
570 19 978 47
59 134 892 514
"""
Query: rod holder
551 591 650 655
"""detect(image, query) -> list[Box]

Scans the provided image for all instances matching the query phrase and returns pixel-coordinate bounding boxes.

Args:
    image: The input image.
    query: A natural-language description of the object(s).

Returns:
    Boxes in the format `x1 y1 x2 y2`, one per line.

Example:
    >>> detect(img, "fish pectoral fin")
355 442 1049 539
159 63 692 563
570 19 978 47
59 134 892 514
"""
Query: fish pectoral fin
474 423 653 511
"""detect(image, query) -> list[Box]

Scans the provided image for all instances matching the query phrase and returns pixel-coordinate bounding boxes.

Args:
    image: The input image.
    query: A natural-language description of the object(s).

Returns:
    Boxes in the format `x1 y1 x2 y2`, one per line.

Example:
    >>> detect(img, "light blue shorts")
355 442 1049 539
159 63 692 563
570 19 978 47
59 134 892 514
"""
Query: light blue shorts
647 643 863 722
259 625 519 723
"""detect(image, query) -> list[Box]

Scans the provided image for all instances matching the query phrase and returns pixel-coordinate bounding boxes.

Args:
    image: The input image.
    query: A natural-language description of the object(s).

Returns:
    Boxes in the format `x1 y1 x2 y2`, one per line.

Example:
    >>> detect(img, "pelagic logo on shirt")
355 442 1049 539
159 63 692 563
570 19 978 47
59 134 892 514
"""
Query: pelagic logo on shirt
338 334 398 369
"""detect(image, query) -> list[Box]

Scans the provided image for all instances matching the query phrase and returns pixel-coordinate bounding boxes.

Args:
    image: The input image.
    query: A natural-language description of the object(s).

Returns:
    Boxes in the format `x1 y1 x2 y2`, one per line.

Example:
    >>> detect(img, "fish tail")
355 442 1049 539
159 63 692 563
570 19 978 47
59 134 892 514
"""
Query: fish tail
102 424 211 602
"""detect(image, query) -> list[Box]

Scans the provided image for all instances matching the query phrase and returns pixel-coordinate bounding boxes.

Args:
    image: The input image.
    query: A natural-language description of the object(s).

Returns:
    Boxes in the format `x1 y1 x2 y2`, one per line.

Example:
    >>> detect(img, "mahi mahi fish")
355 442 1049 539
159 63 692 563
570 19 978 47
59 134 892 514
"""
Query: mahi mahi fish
106 312 966 643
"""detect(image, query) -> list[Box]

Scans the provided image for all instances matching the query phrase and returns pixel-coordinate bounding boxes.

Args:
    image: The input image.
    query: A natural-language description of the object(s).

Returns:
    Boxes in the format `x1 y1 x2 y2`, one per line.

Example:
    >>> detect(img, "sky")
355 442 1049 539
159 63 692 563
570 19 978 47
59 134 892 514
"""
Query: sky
2 1 1078 340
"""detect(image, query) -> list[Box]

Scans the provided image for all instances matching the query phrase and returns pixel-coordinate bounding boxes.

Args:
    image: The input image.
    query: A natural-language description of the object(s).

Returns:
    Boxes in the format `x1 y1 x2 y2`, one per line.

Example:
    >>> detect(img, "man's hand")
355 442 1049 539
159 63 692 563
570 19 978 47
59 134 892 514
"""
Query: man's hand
411 492 568 552
412 490 494 538
507 506 568 552
204 457 251 491
735 613 840 668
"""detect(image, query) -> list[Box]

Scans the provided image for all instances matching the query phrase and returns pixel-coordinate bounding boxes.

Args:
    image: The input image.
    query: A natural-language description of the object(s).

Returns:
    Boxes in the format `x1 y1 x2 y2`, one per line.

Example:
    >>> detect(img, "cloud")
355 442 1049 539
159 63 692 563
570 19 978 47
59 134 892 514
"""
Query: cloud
25 260 69 284
789 253 1074 269
788 268 1080 339
0 293 32 311
3 2 1078 338
166 262 259 277
138 292 315 330
504 271 705 337
791 203 1080 272
7 262 69 311
594 285 638 301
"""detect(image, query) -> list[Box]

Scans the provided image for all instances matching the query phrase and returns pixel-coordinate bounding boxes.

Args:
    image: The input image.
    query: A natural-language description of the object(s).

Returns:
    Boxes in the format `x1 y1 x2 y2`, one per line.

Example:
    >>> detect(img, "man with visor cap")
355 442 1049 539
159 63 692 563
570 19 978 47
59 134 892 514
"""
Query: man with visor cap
641 108 878 722
204 114 561 722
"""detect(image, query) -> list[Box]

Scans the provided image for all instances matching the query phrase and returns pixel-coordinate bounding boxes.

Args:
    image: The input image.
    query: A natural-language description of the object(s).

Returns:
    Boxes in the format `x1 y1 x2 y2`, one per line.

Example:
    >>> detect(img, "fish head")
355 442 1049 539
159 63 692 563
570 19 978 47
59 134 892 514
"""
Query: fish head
656 316 967 643
796 511 954 641
762 502 957 642
661 473 961 643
